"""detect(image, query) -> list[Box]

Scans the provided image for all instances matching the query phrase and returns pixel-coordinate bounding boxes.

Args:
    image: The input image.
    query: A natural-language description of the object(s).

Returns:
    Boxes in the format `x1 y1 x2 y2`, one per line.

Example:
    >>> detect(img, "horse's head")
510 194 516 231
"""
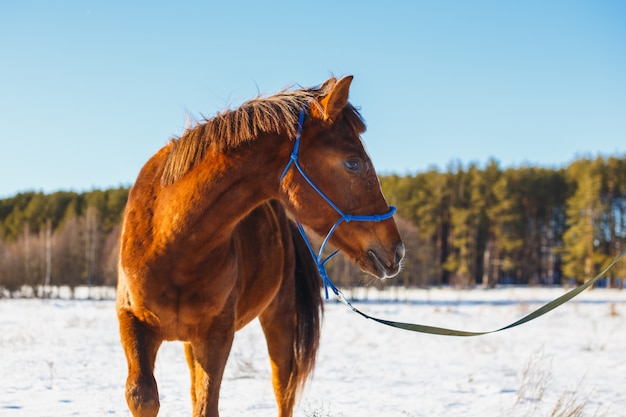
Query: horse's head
280 75 404 279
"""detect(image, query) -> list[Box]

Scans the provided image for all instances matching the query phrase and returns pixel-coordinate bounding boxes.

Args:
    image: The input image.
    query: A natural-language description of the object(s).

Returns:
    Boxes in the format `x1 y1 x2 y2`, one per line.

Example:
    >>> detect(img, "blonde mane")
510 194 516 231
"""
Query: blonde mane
160 82 365 186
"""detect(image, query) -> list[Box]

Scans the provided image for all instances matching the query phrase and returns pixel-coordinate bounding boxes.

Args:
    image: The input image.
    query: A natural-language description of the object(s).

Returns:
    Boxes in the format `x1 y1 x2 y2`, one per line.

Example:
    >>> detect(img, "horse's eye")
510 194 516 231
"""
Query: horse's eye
343 158 363 174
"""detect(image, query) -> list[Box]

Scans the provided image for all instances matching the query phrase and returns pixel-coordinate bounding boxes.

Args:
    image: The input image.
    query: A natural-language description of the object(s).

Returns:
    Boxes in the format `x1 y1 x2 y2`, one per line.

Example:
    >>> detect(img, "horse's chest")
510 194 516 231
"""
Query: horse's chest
145 263 239 340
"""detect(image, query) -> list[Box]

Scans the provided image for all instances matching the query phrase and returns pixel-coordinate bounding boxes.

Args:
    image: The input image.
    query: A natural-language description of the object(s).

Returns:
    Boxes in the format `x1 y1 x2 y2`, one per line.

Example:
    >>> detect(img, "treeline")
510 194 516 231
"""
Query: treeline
376 156 626 288
0 188 128 296
1 156 625 296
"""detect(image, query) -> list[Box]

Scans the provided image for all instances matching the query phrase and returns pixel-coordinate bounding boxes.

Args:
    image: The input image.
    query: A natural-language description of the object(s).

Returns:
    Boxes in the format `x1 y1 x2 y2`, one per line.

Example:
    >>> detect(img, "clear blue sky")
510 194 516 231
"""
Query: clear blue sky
1 1 625 198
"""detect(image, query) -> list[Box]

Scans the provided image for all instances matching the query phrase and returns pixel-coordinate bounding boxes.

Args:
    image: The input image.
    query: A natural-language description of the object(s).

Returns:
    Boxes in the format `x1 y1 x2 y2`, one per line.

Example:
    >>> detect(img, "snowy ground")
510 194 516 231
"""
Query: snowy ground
1 286 625 417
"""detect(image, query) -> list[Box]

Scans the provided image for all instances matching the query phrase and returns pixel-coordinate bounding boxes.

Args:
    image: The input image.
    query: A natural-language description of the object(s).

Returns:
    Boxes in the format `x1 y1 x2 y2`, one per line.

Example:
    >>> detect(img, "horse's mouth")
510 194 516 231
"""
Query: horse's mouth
365 244 404 279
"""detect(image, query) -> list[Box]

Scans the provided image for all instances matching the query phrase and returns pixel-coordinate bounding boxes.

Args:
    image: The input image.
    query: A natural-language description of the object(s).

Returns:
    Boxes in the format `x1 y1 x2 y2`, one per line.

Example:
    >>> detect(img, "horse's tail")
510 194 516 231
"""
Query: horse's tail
289 219 323 398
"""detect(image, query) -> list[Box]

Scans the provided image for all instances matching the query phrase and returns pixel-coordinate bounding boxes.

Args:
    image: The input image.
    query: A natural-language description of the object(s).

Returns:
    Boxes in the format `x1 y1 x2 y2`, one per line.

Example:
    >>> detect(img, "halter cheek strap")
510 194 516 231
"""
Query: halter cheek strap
279 108 396 299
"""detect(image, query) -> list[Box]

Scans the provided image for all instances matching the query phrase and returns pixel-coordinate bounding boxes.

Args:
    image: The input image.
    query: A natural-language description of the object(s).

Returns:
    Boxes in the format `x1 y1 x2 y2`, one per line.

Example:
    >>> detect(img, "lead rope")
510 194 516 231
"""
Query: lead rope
281 108 626 336
358 249 626 336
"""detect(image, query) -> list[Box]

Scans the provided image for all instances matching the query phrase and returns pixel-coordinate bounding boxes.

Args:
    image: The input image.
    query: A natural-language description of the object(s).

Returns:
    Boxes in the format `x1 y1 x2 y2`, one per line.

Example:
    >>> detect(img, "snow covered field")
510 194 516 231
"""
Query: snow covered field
1 287 625 417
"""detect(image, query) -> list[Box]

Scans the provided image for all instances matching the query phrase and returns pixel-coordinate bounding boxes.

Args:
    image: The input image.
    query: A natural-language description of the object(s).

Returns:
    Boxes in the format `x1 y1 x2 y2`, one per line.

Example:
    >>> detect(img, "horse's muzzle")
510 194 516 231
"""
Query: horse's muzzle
367 241 405 279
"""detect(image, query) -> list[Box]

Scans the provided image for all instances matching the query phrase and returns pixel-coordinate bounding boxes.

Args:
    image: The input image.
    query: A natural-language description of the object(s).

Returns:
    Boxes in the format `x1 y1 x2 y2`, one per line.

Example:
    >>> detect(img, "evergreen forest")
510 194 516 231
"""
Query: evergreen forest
1 156 625 297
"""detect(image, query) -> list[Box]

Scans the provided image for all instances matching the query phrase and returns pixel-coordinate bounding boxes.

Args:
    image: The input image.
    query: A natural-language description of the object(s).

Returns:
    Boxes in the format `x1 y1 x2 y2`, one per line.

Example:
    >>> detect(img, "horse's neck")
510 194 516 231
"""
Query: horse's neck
153 135 288 253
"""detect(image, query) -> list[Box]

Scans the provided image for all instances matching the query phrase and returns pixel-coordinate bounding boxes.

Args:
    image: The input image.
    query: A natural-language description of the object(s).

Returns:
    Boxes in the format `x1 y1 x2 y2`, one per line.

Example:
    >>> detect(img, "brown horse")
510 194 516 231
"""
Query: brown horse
116 75 404 417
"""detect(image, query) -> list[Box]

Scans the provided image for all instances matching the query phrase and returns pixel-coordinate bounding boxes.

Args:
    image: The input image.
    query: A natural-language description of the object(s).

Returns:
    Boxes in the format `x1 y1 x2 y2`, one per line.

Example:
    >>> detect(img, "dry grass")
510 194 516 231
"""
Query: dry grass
509 348 551 417
303 401 342 417
550 387 589 417
509 348 606 417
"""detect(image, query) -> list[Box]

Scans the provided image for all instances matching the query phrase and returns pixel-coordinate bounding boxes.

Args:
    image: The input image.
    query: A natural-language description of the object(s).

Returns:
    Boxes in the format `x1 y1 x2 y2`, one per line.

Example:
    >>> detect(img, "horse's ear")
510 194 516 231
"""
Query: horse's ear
315 75 353 121
319 76 337 93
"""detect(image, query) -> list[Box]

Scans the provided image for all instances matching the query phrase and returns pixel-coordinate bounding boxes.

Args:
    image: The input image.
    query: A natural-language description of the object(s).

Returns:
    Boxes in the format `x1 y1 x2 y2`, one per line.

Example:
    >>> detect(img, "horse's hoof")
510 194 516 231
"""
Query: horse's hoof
126 378 160 417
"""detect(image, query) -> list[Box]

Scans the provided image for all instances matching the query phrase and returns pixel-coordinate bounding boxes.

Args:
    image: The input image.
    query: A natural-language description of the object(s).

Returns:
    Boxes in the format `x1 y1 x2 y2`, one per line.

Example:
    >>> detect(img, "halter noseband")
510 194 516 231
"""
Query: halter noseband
280 108 396 299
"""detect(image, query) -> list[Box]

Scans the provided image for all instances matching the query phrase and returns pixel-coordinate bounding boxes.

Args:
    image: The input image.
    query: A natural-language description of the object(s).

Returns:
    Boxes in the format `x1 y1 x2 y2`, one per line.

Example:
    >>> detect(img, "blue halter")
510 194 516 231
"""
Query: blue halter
280 109 396 299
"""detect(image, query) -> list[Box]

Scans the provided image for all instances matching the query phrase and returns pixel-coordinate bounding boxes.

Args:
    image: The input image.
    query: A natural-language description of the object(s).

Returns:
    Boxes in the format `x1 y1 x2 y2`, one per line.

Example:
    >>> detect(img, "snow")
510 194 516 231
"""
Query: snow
1 287 625 416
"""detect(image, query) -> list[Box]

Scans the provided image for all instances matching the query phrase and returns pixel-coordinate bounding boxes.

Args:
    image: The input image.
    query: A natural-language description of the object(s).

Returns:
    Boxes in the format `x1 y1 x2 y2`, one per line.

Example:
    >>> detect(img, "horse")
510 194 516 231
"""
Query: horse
116 75 405 417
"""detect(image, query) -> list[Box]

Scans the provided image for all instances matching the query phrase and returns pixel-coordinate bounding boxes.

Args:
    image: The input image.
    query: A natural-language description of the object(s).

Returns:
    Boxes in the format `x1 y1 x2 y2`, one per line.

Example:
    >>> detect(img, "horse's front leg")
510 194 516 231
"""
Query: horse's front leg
118 309 163 417
184 342 198 407
186 314 235 417
259 309 298 417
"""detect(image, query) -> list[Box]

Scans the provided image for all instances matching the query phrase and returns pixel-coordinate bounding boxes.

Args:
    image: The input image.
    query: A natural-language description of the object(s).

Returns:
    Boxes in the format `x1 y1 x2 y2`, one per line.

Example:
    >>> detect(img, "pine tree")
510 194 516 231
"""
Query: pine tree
562 158 606 283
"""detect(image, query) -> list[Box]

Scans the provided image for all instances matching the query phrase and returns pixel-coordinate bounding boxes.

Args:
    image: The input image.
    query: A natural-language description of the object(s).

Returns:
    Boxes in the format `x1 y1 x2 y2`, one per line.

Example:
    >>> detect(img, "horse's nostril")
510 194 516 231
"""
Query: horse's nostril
395 243 406 264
